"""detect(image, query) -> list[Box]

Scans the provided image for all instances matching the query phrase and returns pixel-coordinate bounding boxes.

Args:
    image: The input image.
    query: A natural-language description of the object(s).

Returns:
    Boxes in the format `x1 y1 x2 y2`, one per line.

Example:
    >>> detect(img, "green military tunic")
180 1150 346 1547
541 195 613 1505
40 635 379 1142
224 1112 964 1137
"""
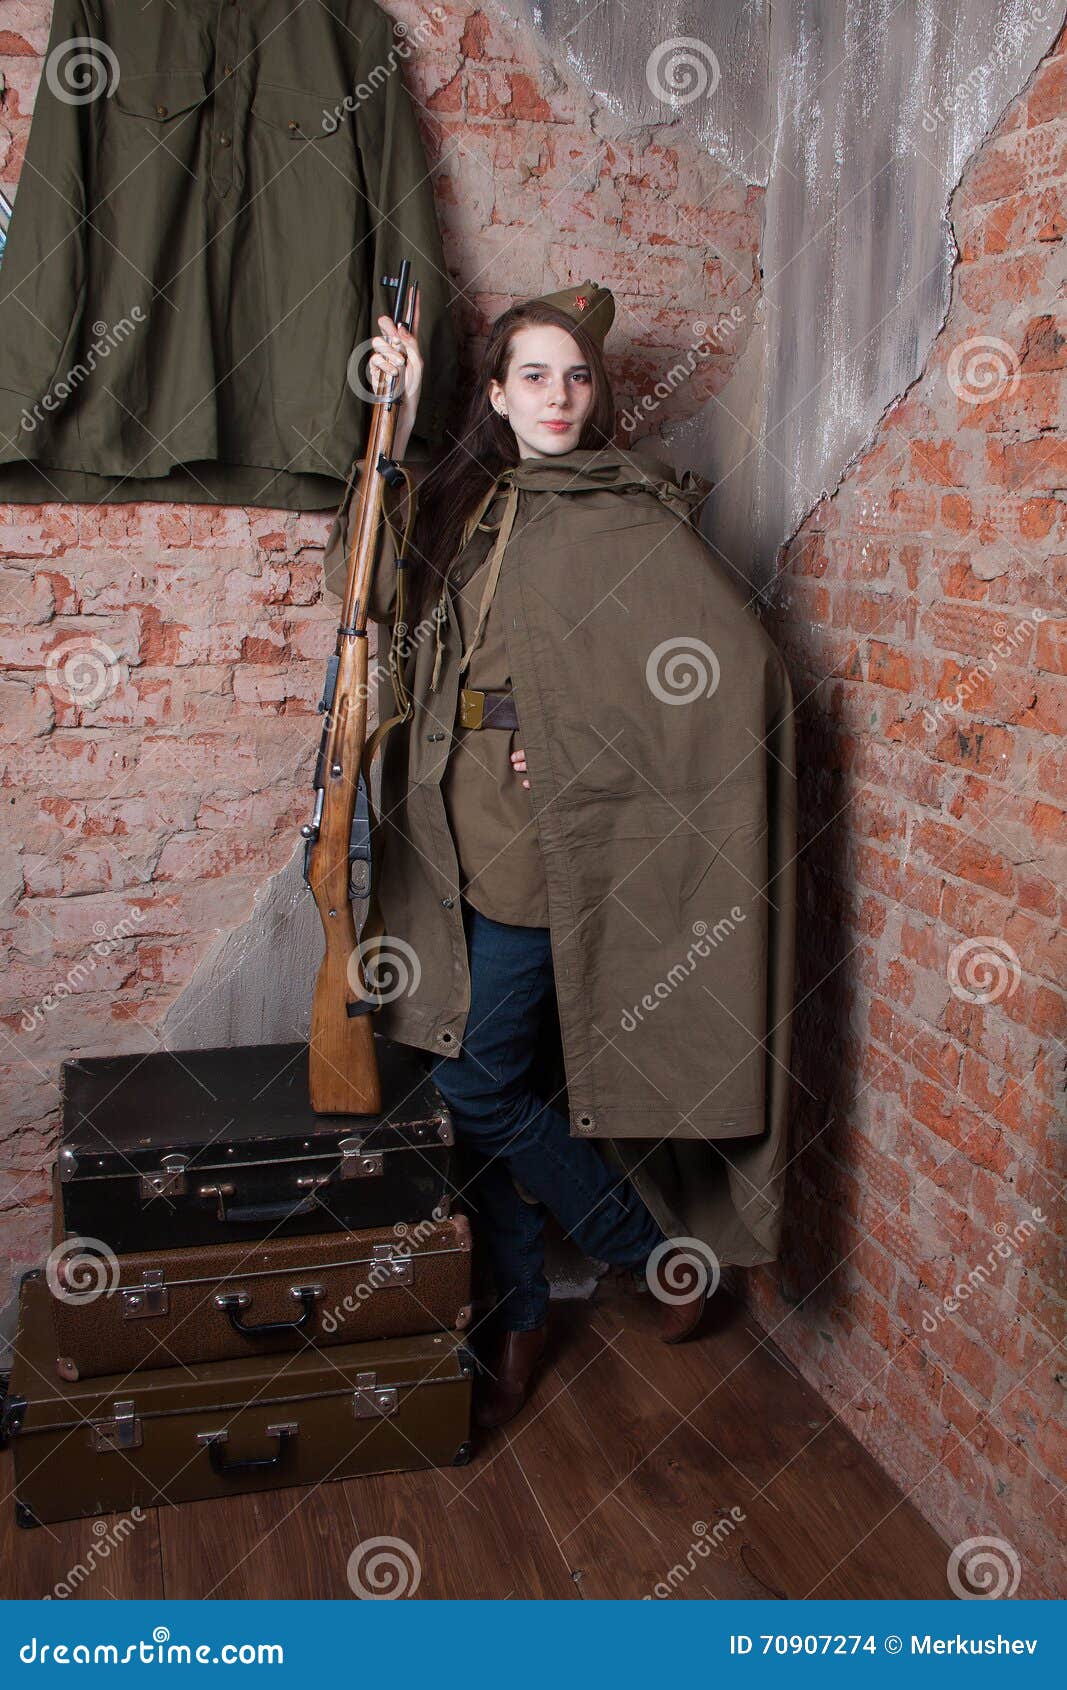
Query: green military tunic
439 499 551 929
0 0 456 507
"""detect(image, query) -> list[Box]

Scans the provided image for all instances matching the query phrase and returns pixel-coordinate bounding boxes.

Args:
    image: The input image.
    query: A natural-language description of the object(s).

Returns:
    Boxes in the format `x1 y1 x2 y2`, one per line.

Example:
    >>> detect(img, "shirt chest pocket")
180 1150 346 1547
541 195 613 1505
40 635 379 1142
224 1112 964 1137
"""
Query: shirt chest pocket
247 84 358 184
108 72 208 170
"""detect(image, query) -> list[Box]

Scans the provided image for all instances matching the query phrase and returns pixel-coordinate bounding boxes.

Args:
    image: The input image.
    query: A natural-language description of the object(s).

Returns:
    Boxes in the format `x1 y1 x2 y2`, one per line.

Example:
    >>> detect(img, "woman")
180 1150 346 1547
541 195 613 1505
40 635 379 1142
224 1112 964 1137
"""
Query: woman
325 280 796 1430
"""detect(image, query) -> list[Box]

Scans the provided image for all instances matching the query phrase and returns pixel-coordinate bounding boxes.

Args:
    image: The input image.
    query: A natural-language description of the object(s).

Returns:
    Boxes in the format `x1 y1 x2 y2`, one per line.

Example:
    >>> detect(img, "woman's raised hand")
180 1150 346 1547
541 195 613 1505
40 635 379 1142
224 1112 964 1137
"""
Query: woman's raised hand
367 288 423 458
510 747 531 790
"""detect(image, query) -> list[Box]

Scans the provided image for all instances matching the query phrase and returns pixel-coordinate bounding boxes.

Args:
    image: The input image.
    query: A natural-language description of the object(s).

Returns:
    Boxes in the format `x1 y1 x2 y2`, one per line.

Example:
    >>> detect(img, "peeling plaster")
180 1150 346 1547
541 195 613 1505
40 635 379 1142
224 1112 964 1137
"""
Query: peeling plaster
499 0 1066 588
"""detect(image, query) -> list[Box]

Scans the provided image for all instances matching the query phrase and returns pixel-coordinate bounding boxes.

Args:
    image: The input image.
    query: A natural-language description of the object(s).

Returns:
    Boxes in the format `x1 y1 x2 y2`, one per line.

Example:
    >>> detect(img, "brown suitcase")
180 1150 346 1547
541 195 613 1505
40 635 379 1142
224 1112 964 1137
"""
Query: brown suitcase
47 1180 472 1379
5 1274 474 1528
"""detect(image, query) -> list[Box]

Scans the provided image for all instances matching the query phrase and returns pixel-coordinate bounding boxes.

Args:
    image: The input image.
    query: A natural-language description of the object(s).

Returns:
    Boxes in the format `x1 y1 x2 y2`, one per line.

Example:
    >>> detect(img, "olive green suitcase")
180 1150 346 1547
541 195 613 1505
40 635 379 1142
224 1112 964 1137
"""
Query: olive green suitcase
4 1274 474 1528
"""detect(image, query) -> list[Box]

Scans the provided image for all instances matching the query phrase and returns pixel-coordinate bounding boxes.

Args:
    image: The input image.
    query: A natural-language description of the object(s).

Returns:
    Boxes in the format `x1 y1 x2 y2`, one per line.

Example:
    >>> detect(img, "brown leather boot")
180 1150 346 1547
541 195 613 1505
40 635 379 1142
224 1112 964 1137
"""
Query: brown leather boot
473 1323 547 1428
650 1245 712 1344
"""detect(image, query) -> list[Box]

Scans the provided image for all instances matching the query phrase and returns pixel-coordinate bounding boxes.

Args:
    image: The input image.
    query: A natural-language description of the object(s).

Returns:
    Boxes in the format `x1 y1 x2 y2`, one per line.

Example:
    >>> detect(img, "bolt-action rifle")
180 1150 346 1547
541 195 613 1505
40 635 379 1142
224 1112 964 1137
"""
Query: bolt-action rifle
302 262 417 1114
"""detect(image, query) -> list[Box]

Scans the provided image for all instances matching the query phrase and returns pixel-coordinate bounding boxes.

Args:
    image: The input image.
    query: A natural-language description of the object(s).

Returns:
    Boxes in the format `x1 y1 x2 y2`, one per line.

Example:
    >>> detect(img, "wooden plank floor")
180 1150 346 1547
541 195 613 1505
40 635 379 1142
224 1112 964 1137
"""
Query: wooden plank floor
0 1286 949 1600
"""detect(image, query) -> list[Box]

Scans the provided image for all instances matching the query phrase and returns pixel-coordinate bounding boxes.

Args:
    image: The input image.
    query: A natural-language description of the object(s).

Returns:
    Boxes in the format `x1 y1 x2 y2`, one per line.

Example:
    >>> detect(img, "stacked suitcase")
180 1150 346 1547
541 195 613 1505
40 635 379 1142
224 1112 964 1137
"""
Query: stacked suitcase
2 1039 476 1528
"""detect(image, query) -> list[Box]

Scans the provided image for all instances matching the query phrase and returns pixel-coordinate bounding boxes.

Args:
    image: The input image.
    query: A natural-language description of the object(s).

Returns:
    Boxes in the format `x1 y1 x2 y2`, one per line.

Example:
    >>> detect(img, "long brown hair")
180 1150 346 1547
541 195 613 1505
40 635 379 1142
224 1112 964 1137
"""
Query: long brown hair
405 300 616 623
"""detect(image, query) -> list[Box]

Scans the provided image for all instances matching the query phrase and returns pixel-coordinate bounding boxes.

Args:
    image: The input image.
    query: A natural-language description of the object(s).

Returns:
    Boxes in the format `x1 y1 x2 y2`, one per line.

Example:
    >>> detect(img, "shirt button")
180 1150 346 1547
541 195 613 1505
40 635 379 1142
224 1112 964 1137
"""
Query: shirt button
223 63 234 76
287 119 300 133
155 104 168 118
219 133 232 147
441 896 454 909
427 731 444 741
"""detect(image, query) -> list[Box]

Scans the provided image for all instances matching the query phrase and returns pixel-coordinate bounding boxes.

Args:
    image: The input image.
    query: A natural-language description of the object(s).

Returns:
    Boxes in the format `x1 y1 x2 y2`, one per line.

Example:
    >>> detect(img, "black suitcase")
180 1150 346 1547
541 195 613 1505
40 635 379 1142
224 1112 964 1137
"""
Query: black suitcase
6 1274 474 1528
58 1039 455 1252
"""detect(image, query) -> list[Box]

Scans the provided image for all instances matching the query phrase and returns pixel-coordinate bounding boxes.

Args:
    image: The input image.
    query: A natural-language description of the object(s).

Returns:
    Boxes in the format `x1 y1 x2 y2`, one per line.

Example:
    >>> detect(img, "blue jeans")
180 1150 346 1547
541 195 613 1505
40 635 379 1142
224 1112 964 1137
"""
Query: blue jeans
428 897 667 1331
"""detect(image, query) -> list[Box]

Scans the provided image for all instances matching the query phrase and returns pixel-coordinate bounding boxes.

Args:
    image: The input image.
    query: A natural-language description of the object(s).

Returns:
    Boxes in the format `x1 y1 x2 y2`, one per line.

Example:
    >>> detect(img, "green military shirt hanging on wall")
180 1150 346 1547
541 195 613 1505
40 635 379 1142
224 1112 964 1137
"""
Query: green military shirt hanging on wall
0 0 457 508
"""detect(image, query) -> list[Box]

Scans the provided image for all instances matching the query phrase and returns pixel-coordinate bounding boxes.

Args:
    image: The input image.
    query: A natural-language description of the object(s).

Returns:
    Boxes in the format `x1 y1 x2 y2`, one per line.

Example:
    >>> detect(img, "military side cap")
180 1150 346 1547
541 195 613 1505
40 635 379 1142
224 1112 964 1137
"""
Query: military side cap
526 278 615 348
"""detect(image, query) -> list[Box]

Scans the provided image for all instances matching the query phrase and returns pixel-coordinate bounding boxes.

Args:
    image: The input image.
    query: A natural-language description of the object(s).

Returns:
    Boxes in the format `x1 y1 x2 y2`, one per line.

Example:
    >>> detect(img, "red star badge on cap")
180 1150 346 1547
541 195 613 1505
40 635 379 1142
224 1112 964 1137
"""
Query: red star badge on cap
574 294 588 311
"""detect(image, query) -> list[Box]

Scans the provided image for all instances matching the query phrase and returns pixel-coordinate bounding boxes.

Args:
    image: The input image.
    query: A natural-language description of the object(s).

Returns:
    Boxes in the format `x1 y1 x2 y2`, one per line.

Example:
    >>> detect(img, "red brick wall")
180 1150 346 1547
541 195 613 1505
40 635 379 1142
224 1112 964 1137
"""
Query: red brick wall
755 31 1067 1598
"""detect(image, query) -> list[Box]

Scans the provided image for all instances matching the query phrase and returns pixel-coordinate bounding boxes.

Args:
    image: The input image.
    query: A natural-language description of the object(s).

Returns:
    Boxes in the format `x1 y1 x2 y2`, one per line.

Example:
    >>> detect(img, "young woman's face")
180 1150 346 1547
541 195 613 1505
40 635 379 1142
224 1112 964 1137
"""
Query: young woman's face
488 324 595 459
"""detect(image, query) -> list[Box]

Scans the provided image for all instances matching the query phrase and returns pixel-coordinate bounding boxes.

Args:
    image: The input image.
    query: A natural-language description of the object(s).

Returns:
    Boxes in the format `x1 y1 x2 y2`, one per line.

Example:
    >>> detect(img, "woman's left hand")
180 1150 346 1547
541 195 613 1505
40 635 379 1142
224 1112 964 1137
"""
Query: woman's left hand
367 289 423 458
510 747 530 790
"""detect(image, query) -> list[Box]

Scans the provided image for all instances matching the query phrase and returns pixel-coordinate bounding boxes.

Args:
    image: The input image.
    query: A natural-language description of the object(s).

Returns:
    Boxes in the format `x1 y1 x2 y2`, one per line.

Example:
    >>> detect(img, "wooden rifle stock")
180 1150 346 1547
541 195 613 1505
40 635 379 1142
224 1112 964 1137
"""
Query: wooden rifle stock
302 262 417 1114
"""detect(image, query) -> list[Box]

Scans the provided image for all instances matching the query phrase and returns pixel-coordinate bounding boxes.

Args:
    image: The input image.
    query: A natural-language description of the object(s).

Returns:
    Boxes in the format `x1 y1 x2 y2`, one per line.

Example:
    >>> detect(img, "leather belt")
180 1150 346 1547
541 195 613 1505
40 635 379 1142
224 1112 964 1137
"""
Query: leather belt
458 686 519 731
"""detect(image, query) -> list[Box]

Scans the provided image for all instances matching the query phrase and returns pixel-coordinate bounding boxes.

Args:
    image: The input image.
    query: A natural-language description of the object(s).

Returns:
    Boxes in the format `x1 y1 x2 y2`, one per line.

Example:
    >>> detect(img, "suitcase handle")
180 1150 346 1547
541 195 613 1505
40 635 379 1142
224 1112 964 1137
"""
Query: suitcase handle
214 1285 324 1339
197 1423 298 1476
205 1193 320 1225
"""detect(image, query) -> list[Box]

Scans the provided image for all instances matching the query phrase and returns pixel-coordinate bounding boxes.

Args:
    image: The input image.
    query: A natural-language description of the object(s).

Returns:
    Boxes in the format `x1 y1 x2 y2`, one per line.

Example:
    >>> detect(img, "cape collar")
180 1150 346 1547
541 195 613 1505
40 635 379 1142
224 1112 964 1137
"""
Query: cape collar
427 442 712 692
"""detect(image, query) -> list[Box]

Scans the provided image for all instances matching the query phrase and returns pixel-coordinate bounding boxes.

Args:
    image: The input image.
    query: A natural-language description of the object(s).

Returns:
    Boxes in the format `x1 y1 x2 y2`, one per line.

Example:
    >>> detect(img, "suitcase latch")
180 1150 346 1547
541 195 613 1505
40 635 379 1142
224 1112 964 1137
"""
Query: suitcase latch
338 1137 384 1180
90 1399 143 1452
352 1370 398 1418
122 1268 169 1319
139 1153 189 1202
371 1244 412 1284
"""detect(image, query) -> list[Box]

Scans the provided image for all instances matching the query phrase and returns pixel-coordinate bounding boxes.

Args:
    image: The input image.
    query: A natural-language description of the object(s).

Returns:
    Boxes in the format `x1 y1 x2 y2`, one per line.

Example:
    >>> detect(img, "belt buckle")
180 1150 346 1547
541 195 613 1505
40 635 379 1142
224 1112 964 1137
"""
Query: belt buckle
459 687 484 729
